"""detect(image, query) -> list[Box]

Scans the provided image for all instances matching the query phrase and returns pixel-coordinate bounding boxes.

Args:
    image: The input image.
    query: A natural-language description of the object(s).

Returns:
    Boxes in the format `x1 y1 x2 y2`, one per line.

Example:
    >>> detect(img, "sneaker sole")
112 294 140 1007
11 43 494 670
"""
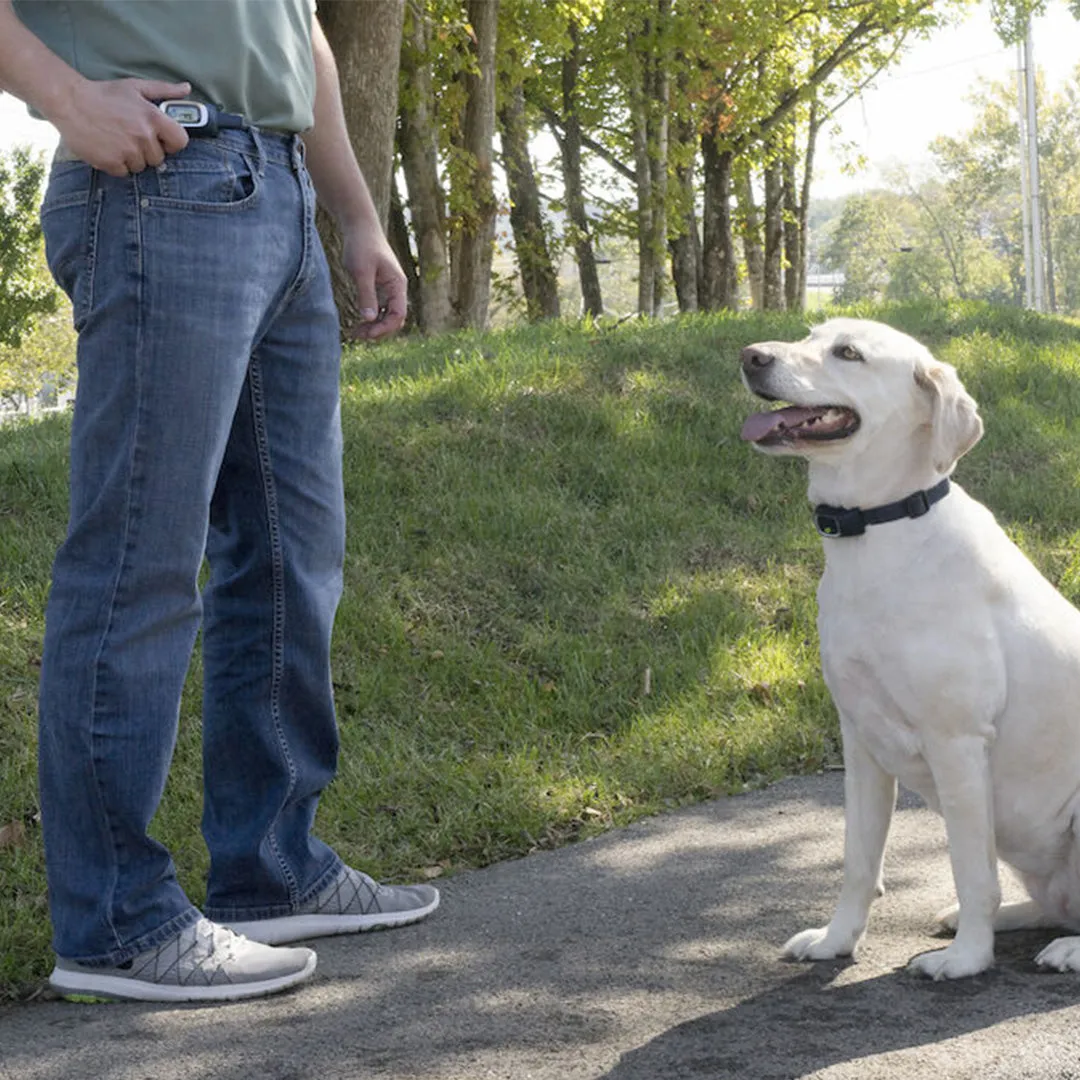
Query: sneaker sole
226 891 440 945
49 951 317 1004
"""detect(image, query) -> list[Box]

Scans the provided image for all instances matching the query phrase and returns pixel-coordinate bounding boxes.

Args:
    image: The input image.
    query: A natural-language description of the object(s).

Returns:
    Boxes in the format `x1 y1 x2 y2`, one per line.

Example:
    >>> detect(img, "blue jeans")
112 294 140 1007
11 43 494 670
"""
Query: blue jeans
38 129 345 965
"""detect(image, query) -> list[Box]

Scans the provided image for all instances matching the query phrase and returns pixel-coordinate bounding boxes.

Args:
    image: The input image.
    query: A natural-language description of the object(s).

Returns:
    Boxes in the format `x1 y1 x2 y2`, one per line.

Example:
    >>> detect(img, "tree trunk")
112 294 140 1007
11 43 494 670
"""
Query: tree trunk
628 2 670 318
315 0 404 335
782 141 801 311
629 49 655 317
398 0 454 332
387 172 419 331
453 0 499 330
794 101 821 312
648 2 669 315
560 23 603 317
735 168 764 309
498 80 560 321
762 154 784 310
701 127 737 310
670 113 700 313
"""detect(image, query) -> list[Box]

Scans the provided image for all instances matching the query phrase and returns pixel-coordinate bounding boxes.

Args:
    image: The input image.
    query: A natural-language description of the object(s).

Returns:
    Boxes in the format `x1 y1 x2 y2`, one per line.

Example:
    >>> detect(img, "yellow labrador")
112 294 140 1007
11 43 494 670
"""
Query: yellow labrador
741 317 1080 979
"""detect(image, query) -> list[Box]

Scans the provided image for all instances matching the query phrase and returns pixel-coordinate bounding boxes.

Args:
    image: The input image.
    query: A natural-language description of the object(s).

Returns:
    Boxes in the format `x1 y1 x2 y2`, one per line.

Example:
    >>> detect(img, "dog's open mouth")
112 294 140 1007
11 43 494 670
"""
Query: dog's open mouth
740 404 860 446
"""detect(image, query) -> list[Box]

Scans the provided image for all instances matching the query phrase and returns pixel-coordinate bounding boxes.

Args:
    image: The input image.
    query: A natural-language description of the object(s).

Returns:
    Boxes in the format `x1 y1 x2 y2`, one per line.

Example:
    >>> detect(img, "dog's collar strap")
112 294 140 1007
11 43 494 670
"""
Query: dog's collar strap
813 478 951 539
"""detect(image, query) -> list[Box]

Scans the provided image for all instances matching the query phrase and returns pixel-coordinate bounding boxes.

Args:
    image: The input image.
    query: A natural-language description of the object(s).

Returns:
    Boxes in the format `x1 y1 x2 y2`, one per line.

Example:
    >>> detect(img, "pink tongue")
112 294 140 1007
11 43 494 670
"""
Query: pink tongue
741 406 821 443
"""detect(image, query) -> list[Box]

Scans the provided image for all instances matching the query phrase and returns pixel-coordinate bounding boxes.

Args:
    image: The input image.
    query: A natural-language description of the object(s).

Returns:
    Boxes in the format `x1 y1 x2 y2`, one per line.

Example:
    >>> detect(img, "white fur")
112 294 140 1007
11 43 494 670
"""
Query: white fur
743 318 1080 979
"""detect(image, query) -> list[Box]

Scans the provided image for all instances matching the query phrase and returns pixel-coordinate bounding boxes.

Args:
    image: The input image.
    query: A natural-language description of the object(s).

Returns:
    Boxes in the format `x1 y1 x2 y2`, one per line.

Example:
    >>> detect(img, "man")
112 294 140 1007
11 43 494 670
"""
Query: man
0 0 438 1003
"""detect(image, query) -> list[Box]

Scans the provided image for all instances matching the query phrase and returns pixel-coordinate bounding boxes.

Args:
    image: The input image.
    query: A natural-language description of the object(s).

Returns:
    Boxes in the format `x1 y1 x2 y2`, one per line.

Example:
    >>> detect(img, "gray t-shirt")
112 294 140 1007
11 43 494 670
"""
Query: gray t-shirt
13 0 316 132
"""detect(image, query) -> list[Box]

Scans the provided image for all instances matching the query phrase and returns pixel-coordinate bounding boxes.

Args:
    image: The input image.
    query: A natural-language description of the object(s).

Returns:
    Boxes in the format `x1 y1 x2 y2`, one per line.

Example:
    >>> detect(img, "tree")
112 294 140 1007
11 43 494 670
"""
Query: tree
0 146 56 350
316 0 405 335
372 0 973 327
0 146 71 412
398 0 455 332
695 0 955 311
546 18 605 317
625 0 671 316
498 79 560 320
824 191 905 303
496 1 560 321
453 0 500 329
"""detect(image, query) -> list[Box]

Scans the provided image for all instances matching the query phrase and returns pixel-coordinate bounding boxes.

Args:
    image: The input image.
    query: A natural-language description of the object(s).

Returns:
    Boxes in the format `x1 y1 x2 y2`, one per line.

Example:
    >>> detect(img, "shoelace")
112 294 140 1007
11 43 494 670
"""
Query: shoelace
183 924 244 983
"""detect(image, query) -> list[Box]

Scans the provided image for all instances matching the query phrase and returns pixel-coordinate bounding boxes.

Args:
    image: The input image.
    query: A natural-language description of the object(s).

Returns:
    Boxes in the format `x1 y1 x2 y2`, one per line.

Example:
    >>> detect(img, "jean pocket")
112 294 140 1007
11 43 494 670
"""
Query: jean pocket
40 163 100 332
138 144 260 213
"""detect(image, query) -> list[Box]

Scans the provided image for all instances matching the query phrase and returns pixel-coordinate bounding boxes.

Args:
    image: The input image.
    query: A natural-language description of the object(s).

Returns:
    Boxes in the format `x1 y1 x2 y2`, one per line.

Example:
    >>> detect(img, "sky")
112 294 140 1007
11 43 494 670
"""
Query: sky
2 1 1080 201
814 0 1080 197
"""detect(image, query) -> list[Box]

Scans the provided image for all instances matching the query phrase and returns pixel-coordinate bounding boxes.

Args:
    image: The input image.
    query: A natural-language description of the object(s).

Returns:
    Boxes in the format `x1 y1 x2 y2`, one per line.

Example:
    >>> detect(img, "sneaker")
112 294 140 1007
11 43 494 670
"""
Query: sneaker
226 865 440 945
49 918 316 1003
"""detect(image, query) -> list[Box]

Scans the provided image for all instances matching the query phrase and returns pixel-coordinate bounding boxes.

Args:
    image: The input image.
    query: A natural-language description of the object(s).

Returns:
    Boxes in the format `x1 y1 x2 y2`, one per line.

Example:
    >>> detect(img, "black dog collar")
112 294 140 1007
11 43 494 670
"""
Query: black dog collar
813 478 951 538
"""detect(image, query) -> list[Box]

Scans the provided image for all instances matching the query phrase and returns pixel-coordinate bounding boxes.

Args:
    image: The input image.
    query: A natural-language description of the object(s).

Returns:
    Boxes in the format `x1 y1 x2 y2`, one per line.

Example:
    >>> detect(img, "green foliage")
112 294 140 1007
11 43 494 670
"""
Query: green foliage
0 146 57 351
401 0 972 321
0 308 77 414
822 65 1080 316
0 146 71 412
824 192 910 302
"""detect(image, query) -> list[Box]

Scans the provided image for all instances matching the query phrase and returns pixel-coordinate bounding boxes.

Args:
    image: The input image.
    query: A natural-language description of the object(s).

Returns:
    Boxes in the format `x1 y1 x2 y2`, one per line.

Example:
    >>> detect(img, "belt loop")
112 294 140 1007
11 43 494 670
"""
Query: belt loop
291 134 306 172
250 126 267 177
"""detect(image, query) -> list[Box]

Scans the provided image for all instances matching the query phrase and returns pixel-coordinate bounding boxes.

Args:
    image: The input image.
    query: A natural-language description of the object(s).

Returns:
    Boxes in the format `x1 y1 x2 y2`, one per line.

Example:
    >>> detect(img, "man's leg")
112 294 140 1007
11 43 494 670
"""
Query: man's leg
200 141 437 940
37 137 319 997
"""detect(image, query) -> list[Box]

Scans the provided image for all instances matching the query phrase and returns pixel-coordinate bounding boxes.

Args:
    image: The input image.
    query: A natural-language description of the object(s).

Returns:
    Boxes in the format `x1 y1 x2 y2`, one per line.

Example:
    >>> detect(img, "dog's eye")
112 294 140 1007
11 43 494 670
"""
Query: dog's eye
834 344 864 362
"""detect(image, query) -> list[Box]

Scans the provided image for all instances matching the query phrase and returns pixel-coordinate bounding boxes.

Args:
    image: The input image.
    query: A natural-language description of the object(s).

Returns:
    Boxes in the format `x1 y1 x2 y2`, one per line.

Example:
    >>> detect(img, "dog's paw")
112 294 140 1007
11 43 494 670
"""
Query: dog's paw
783 926 857 962
908 944 994 980
1035 936 1080 972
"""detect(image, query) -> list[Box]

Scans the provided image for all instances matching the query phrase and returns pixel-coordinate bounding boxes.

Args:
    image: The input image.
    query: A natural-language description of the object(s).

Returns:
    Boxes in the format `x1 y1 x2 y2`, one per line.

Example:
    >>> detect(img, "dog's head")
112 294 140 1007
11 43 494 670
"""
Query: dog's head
740 319 983 484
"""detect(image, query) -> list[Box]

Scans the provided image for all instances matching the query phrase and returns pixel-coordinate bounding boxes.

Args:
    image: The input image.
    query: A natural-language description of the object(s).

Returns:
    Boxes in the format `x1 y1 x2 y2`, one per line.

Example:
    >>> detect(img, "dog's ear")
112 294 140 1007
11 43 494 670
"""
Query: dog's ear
914 360 983 472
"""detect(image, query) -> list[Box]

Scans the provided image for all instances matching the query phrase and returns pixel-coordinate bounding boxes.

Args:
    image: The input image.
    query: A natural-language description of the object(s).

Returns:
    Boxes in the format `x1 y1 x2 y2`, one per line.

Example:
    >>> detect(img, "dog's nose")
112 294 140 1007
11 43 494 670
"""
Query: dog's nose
741 345 774 374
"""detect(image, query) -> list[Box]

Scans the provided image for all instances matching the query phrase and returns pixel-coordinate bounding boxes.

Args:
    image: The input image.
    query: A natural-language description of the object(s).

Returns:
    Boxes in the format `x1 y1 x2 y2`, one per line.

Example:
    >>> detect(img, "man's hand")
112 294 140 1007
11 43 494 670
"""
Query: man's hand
341 228 408 341
51 77 192 176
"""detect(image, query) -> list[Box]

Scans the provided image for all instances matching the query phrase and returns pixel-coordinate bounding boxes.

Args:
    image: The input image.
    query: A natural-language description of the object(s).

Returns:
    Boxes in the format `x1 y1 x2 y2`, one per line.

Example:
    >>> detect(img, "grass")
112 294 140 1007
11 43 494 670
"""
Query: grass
3 300 1080 1000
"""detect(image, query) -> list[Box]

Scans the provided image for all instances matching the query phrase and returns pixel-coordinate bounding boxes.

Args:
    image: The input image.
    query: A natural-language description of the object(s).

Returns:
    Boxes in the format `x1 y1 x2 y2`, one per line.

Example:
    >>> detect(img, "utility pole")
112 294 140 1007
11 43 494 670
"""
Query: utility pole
1018 18 1046 311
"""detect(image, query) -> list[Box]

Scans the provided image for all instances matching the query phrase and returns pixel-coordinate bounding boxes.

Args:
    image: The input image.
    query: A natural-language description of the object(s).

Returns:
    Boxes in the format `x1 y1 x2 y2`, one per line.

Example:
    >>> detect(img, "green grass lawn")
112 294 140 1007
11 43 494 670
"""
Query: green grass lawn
3 300 1080 999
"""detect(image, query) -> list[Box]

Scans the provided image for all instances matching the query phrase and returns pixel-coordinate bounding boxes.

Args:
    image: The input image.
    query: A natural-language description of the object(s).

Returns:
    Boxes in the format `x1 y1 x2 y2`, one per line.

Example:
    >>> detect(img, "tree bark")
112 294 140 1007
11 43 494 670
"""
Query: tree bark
670 116 700 313
559 23 603 317
628 2 670 317
762 153 784 310
701 127 737 310
735 168 764 309
453 0 500 330
398 0 454 332
498 80 560 320
648 0 670 314
629 48 655 317
387 172 419 330
782 136 801 311
794 100 822 312
315 0 404 335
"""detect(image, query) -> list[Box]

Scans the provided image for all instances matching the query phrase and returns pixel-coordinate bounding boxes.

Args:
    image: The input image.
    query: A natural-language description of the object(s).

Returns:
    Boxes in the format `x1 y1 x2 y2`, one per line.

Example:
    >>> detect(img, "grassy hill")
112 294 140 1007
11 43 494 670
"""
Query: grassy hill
3 301 1080 999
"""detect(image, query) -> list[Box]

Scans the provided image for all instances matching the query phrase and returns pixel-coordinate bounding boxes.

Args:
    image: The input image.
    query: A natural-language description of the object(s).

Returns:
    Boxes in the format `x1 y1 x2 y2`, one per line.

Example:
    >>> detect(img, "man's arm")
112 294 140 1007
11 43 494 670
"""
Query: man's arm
302 17 406 340
0 0 190 175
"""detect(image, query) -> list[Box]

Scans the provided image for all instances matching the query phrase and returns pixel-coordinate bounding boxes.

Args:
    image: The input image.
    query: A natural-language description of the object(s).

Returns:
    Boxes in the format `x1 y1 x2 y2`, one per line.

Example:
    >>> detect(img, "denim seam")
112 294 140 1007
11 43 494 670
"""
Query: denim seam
72 184 104 331
84 180 148 954
245 359 300 906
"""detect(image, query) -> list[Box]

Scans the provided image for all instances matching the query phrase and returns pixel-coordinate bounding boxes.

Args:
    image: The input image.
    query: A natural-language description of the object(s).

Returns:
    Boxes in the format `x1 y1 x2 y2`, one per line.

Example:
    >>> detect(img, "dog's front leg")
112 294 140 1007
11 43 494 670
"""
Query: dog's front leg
785 716 896 961
909 732 999 980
